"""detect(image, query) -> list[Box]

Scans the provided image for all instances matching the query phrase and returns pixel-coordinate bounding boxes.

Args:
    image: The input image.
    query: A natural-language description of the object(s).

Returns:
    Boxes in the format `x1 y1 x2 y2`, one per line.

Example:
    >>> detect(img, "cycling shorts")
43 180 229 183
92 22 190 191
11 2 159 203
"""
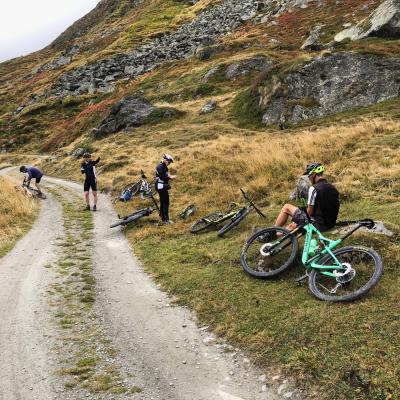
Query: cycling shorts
84 179 97 192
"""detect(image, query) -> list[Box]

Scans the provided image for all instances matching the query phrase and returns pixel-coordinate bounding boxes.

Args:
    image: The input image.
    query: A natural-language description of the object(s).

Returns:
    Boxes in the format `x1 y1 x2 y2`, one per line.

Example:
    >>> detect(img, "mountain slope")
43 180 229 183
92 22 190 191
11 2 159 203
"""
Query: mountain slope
1 1 400 399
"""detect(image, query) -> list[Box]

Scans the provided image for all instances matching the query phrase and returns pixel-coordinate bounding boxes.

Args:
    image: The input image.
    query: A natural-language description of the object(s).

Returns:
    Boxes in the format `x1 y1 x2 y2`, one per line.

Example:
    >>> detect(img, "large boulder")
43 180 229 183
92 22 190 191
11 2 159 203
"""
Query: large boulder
258 53 400 126
92 96 155 137
335 0 400 42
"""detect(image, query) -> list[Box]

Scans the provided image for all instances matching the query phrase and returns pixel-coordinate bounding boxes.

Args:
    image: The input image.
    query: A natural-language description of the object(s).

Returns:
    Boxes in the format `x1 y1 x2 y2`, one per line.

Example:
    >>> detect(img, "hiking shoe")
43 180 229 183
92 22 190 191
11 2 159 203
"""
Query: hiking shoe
257 231 277 243
165 220 174 224
85 205 91 211
93 205 97 212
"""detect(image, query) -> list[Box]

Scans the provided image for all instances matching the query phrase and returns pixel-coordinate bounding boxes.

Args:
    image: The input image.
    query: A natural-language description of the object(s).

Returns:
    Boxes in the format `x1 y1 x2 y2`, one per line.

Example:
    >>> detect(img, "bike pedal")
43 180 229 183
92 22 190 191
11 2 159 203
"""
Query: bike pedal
295 273 309 284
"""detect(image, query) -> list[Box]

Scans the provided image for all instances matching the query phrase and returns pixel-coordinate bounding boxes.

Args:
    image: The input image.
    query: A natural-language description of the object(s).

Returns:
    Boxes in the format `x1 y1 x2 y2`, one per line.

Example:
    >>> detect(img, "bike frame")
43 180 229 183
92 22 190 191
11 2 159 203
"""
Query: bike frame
268 223 359 279
203 204 245 224
301 223 344 277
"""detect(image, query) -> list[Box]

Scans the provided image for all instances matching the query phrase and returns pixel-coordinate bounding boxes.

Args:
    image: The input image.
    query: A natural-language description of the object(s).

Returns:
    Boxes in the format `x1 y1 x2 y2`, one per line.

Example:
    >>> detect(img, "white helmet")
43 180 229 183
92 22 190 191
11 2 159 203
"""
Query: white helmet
163 153 174 163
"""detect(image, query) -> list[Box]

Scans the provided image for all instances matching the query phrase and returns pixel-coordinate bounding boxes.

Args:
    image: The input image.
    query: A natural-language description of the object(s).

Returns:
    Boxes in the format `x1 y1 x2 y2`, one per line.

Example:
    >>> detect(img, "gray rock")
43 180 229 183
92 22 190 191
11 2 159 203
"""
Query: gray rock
335 0 400 41
92 96 155 137
301 25 325 50
202 66 221 82
225 56 274 79
42 0 259 99
289 175 310 200
71 147 86 159
199 100 217 114
259 53 400 126
331 221 394 237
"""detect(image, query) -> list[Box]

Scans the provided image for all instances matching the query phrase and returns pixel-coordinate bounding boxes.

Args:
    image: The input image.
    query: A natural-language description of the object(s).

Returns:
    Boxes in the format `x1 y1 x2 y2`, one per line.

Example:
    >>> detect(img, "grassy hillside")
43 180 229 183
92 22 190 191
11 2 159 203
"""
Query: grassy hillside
1 0 400 398
0 176 39 257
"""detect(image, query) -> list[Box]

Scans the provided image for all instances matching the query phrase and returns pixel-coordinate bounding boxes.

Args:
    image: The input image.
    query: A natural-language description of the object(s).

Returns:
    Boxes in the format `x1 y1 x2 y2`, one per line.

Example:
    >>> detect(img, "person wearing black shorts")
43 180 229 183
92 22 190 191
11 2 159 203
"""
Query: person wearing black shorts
81 153 100 211
274 163 340 232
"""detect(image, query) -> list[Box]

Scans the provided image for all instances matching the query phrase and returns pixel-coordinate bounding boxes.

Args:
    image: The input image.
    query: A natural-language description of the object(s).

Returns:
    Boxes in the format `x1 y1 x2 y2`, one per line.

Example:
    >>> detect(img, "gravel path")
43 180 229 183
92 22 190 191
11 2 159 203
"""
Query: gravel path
0 170 300 400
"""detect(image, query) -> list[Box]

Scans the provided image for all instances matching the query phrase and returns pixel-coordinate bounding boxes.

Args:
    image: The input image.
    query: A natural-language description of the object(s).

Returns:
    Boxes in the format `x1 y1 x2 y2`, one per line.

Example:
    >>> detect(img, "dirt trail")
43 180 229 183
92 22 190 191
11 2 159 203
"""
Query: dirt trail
0 168 64 400
0 170 300 400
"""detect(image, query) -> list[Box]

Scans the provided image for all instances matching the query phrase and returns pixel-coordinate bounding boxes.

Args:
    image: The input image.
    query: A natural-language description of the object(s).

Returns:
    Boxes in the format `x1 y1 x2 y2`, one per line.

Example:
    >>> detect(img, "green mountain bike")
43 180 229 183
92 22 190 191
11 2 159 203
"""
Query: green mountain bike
240 218 383 302
190 189 266 237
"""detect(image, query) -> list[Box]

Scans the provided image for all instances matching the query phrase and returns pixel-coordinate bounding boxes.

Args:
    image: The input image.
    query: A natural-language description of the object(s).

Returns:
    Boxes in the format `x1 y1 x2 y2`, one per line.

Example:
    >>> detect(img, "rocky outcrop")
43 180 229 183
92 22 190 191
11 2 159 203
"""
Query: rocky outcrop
48 0 259 98
258 53 400 126
202 55 274 82
91 96 155 137
335 0 400 42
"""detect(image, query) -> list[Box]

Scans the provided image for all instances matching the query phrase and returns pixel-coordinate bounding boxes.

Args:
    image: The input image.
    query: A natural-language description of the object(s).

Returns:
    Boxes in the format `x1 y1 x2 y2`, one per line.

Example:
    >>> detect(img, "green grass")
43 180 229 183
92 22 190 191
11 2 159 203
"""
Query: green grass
129 194 400 400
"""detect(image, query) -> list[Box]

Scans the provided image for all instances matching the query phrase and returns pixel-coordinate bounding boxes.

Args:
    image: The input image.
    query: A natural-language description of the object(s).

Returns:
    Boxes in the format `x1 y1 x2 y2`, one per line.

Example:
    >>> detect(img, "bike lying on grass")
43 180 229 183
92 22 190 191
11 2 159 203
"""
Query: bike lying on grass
116 170 154 203
21 181 47 199
110 194 159 228
240 217 383 302
190 189 266 237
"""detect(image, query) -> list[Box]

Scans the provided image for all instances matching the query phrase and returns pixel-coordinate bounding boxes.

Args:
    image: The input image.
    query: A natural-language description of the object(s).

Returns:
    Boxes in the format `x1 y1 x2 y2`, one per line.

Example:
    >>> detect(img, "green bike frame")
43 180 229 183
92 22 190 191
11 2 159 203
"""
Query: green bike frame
301 223 344 278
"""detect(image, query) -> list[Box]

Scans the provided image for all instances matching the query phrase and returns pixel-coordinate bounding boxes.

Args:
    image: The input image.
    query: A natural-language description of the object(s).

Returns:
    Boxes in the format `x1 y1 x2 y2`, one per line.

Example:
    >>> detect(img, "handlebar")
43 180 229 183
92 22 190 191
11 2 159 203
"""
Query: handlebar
239 188 266 218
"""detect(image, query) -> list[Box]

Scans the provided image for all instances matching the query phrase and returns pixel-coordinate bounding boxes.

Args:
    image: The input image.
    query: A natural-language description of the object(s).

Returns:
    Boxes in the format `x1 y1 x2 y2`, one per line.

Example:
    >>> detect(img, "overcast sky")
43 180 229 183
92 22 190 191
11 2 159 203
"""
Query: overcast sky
0 0 101 62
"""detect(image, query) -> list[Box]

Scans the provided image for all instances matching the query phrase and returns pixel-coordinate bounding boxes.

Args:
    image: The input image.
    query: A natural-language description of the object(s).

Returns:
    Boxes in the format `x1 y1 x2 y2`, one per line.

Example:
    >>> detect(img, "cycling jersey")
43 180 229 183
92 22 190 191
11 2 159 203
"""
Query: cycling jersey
26 167 43 181
308 179 340 230
81 158 100 181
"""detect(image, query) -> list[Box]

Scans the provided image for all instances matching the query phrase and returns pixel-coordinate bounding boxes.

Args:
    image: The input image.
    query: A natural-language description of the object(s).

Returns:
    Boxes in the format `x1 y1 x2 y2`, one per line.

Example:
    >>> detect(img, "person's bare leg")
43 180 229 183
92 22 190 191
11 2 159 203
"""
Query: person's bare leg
85 191 90 206
275 204 298 227
35 182 42 193
93 191 97 206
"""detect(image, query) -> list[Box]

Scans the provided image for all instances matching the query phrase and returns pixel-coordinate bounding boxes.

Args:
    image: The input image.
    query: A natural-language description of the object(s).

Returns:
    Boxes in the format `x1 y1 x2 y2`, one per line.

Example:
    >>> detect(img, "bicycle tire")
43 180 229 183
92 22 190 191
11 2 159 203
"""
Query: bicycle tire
190 212 224 234
308 246 383 302
240 227 299 278
217 207 251 237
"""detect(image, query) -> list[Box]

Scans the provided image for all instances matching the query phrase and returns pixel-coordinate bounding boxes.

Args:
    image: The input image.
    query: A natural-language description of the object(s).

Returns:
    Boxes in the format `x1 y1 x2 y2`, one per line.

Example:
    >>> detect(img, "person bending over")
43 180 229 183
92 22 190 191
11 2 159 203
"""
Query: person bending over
155 154 176 224
275 163 340 232
81 152 100 211
20 165 44 195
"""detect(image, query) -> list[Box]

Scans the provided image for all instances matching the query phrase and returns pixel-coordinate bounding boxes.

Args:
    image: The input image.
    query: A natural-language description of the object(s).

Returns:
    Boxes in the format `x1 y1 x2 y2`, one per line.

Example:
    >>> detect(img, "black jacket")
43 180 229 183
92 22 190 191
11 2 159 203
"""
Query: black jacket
155 162 170 184
81 158 100 181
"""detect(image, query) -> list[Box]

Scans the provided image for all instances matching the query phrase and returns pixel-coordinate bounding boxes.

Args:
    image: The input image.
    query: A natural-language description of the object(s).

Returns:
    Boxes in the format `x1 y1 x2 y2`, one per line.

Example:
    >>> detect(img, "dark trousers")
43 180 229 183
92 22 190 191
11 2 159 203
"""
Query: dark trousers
157 189 170 221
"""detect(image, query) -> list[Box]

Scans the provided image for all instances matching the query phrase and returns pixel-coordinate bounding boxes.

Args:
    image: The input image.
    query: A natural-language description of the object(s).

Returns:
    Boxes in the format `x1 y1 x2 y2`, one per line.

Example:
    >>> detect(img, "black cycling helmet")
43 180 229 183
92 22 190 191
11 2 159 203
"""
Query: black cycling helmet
163 153 174 163
19 166 27 173
303 162 325 176
83 152 91 159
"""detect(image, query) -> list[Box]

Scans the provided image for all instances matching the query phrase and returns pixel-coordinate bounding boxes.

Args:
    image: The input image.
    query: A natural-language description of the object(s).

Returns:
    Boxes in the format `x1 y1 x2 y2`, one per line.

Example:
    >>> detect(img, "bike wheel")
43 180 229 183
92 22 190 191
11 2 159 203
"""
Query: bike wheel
240 227 298 278
217 208 251 237
190 212 224 234
308 246 383 302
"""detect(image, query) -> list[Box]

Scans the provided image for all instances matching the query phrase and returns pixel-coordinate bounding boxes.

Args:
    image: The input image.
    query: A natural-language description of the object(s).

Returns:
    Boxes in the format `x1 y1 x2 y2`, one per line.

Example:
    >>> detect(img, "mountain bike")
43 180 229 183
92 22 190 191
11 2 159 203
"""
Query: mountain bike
240 218 383 302
117 170 154 202
190 189 266 237
21 181 47 199
110 192 159 228
110 207 157 228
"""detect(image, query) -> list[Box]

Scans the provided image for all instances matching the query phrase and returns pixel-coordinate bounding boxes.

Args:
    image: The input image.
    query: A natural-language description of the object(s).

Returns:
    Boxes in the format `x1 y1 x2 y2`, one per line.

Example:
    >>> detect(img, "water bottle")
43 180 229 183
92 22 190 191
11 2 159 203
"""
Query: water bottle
309 238 319 256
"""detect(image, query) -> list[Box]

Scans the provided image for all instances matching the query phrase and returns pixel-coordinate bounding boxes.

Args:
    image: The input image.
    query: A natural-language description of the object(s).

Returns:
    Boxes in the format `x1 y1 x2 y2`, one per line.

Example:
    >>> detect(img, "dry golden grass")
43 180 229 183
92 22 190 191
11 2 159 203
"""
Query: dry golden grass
0 176 39 256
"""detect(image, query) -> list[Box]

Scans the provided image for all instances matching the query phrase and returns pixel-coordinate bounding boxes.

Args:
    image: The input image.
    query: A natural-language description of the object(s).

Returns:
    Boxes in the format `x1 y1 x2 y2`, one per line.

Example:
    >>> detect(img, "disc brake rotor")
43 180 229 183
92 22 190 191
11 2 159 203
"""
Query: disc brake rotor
334 263 356 284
